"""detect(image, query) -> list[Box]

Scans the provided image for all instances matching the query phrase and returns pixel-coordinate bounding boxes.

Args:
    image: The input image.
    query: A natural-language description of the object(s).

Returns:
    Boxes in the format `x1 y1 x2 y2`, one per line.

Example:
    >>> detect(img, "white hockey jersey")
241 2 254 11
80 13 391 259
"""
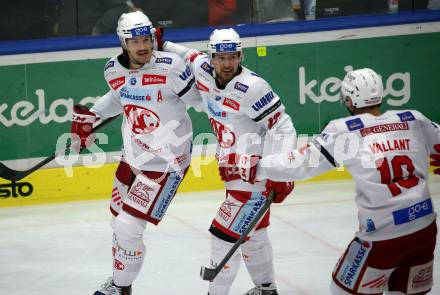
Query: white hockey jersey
90 51 202 173
258 110 439 241
177 49 296 192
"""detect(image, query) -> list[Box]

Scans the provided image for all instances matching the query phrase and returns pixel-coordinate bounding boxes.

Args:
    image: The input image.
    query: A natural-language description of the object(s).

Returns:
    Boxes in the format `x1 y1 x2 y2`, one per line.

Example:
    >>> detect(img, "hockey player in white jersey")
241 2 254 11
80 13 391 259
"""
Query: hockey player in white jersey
70 11 202 295
220 68 439 295
163 28 295 295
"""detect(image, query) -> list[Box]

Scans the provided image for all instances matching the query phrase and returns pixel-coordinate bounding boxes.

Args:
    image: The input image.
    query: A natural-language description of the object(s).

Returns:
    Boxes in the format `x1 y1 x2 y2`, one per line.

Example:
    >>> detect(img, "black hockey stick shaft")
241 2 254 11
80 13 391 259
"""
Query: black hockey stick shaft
0 116 119 182
200 191 276 281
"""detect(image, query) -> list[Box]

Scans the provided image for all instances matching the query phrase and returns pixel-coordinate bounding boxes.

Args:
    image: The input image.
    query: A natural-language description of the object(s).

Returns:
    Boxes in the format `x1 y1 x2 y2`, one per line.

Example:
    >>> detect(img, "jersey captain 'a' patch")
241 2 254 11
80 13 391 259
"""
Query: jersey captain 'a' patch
345 118 364 131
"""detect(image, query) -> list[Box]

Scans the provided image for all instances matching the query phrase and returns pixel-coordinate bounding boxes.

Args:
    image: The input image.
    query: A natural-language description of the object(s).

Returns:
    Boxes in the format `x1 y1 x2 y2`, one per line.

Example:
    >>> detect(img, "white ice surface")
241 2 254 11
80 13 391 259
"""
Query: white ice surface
1 179 439 295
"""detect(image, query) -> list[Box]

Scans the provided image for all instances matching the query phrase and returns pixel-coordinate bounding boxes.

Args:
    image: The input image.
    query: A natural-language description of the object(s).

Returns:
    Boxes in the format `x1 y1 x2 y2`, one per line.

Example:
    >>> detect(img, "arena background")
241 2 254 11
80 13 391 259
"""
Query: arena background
1 9 439 207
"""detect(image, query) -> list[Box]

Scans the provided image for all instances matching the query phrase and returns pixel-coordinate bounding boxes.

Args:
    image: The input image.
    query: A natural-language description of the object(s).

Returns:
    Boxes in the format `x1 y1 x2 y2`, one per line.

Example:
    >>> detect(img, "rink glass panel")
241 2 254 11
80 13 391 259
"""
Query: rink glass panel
0 32 439 161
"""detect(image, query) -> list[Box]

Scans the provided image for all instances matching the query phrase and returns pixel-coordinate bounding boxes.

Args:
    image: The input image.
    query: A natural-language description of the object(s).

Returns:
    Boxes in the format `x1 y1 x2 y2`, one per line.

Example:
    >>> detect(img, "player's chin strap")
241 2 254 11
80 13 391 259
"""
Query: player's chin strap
199 191 276 281
0 116 119 182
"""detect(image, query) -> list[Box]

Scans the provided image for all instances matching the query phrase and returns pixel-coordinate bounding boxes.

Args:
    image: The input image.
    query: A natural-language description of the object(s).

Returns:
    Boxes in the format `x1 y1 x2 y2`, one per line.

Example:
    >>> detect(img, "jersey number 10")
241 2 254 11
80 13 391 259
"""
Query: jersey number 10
376 155 420 197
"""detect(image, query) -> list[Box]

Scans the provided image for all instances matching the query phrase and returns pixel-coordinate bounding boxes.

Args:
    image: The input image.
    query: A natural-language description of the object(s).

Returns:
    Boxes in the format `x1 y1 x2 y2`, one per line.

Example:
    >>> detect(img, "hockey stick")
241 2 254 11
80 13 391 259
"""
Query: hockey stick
200 191 276 281
0 116 119 182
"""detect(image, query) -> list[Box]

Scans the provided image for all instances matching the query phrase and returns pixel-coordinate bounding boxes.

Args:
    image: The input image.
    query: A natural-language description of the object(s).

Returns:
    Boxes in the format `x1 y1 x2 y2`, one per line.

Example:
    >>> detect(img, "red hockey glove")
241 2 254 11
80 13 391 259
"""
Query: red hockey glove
154 27 164 51
71 104 97 151
264 180 294 203
430 144 440 175
218 153 260 184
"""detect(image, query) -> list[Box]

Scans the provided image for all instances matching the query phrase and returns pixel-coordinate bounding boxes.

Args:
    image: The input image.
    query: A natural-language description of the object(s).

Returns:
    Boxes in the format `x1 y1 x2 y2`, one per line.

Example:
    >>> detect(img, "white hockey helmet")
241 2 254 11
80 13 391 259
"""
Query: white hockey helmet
340 68 384 109
208 28 242 59
117 11 155 48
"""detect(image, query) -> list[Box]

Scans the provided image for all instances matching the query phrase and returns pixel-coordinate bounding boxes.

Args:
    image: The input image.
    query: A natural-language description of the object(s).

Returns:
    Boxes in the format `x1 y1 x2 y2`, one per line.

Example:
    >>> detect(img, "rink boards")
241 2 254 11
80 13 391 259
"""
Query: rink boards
0 156 353 207
0 156 437 207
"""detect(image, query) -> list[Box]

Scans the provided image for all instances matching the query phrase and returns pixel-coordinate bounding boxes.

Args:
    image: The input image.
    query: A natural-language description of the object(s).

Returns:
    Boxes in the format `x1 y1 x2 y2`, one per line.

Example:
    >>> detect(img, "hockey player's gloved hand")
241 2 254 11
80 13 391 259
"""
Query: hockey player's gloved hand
264 180 294 203
218 153 260 184
154 27 164 51
430 144 440 175
71 104 97 151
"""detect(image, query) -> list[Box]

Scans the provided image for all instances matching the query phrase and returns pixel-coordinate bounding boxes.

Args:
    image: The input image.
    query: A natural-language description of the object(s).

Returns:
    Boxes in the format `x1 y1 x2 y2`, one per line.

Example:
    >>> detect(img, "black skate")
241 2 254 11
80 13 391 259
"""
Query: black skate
244 283 278 295
93 277 132 295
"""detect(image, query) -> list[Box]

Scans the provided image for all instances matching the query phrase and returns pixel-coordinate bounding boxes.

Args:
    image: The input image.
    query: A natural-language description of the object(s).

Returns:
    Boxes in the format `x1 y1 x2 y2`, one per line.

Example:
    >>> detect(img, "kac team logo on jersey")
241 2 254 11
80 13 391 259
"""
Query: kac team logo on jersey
209 118 235 148
130 77 137 85
123 104 160 134
142 74 167 85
